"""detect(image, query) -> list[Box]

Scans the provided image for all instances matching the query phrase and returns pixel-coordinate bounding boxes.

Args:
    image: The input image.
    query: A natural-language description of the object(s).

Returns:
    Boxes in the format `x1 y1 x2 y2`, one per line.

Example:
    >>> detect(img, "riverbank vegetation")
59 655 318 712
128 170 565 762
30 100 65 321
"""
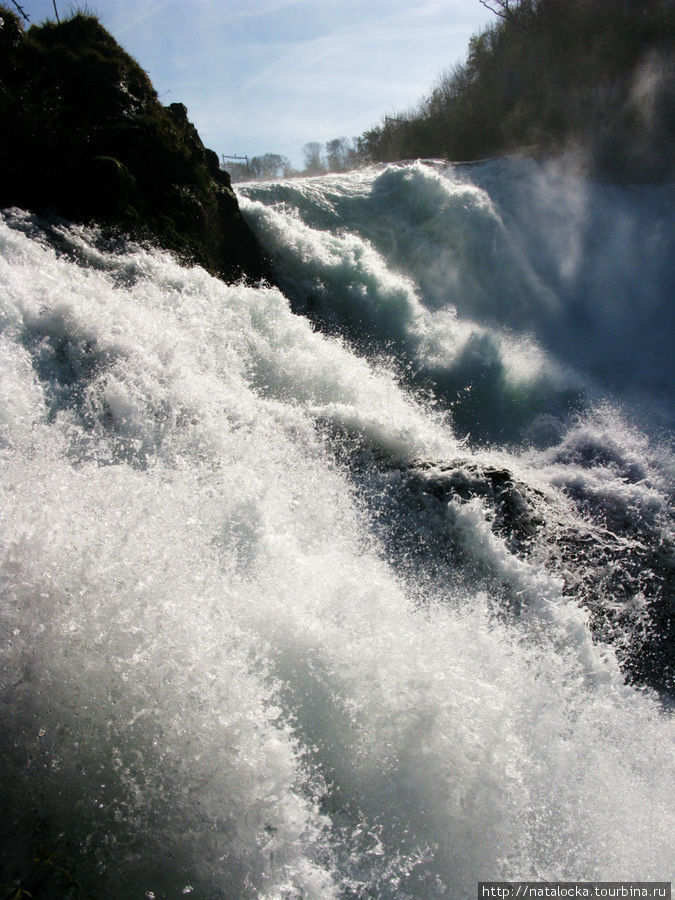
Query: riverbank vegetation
355 0 674 180
246 0 674 183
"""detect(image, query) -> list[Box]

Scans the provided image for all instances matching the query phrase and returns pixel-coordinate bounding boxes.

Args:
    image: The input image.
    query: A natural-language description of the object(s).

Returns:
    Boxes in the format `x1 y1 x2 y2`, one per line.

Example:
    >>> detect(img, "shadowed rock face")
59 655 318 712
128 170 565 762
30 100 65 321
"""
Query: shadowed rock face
0 8 271 283
328 425 673 697
396 459 673 697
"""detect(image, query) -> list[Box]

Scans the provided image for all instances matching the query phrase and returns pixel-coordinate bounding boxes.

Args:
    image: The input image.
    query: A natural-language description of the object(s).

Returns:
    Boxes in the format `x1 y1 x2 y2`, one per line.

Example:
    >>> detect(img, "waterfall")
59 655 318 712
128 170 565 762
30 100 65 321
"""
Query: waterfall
1 158 673 897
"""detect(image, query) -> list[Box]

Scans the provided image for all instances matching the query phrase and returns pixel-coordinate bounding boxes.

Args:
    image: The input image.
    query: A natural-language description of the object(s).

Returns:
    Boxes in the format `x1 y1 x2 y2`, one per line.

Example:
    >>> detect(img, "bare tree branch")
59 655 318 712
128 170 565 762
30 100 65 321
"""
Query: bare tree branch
9 0 30 21
478 0 535 30
53 0 61 23
479 0 515 22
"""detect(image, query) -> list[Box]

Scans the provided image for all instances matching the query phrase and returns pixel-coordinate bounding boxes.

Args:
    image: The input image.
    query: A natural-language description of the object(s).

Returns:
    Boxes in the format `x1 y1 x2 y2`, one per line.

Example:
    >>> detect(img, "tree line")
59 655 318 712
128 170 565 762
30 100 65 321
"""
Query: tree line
226 137 362 182
226 0 674 183
356 0 674 180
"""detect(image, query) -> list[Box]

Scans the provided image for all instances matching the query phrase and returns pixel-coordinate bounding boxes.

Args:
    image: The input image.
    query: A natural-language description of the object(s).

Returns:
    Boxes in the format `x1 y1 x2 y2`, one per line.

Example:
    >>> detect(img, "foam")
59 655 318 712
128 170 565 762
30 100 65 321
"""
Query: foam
1 198 673 897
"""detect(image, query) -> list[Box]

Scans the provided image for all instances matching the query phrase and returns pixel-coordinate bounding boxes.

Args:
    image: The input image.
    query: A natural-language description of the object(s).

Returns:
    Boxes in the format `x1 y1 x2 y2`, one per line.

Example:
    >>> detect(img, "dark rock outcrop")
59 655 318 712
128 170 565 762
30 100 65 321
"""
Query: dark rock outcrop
385 458 674 697
0 8 271 283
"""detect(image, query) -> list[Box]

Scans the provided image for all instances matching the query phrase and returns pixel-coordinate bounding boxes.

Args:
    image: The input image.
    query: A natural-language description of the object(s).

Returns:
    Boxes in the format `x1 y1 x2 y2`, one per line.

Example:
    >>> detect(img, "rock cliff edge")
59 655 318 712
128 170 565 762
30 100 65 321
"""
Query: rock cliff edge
0 8 271 283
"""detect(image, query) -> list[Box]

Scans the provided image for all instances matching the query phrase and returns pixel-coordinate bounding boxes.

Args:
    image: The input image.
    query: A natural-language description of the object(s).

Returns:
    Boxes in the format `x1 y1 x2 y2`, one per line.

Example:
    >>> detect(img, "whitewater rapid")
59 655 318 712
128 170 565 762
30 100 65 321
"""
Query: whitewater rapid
1 159 673 898
239 159 674 443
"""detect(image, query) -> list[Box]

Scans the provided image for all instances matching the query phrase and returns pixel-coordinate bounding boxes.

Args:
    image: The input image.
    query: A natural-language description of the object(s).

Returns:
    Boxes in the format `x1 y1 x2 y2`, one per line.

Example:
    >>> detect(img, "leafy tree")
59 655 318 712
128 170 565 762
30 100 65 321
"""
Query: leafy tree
355 127 385 164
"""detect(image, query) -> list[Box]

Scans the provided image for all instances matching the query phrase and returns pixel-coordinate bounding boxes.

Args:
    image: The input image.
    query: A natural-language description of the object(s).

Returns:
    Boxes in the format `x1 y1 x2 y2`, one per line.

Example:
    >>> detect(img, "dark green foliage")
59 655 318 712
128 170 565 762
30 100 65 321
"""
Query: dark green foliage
356 0 675 180
0 7 270 282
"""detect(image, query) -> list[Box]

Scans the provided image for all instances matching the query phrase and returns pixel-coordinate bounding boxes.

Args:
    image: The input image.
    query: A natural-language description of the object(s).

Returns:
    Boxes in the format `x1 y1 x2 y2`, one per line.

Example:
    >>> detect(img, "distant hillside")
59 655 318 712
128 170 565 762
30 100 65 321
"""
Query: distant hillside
0 7 270 282
356 0 674 180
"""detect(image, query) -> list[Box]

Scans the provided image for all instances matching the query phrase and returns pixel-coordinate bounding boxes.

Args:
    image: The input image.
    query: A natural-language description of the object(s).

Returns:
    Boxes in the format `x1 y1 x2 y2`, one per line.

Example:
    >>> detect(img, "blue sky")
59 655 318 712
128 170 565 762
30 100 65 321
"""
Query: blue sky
21 0 495 168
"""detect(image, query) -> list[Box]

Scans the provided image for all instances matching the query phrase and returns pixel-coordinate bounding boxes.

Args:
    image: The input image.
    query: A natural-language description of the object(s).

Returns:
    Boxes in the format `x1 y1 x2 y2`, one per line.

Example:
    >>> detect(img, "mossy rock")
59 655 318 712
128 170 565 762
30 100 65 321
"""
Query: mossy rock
0 7 271 283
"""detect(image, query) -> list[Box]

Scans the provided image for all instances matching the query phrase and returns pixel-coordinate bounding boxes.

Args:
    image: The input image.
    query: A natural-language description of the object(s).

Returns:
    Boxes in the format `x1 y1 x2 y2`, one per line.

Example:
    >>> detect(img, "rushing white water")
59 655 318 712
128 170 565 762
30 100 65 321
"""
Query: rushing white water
0 159 673 899
240 159 674 444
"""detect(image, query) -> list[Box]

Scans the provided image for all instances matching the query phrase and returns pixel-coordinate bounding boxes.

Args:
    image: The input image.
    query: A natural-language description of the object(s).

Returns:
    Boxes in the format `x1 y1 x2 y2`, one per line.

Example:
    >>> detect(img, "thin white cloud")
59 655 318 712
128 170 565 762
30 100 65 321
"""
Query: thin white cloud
39 0 494 166
99 0 171 37
228 0 306 19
